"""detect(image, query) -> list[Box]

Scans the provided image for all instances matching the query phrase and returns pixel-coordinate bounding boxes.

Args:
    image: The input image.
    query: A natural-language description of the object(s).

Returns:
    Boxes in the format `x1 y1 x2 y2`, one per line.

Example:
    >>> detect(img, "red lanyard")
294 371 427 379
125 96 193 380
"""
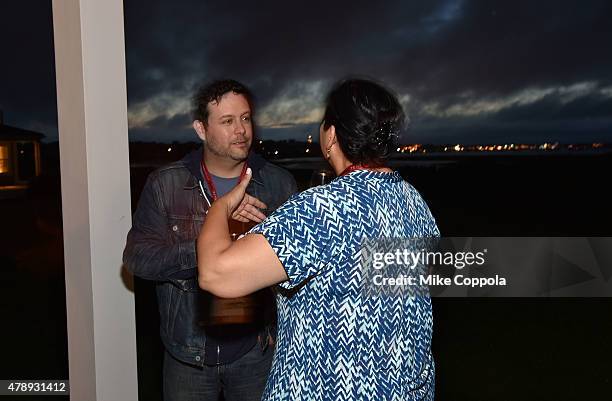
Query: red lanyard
200 159 249 201
339 164 379 177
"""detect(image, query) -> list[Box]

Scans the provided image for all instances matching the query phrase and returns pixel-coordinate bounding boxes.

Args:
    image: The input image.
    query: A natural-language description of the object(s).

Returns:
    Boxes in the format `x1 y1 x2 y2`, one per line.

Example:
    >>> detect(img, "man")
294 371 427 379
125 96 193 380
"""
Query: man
123 79 297 401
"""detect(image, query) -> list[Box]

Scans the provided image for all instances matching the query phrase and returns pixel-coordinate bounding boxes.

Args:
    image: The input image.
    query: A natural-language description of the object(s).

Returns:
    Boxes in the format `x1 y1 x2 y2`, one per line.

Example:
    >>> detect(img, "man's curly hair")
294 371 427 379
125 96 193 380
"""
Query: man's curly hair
192 79 253 124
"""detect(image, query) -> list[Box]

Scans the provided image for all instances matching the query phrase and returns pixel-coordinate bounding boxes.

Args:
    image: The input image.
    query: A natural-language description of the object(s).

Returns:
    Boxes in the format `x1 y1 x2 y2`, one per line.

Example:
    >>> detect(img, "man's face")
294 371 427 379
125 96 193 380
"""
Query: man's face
201 92 253 161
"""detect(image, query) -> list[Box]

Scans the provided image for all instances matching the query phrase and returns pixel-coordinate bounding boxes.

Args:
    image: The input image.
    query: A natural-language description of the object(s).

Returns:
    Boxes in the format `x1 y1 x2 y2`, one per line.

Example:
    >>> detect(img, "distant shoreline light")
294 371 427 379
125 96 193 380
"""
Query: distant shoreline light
395 142 609 154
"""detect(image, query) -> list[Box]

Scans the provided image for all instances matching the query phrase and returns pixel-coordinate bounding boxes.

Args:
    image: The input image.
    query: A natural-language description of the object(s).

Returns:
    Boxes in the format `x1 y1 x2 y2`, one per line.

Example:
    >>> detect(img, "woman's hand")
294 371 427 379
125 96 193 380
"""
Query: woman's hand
219 168 268 223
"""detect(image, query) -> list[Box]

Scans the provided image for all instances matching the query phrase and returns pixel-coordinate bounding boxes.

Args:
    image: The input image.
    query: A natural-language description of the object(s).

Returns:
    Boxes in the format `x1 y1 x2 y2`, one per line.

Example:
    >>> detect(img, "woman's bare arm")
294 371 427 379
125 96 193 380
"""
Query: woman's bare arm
197 169 288 297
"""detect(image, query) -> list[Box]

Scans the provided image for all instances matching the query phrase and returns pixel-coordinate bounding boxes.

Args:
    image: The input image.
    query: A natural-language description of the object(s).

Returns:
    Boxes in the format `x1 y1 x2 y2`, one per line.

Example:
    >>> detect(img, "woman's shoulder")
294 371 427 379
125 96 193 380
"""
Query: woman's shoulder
268 181 349 225
398 179 424 200
291 178 348 202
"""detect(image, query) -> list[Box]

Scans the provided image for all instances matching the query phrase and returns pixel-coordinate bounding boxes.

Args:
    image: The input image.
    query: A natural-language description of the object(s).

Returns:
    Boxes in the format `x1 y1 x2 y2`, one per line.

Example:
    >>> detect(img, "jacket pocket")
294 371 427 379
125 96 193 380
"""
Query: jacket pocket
167 215 197 243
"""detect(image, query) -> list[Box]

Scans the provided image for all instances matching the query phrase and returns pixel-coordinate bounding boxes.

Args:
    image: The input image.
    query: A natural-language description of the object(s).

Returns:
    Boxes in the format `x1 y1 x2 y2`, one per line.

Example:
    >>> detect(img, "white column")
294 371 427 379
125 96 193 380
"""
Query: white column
52 0 138 400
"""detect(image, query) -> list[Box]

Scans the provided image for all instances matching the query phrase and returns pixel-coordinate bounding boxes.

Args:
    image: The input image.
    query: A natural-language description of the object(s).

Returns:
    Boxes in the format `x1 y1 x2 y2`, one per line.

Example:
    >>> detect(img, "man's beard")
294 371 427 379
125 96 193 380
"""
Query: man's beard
206 140 250 162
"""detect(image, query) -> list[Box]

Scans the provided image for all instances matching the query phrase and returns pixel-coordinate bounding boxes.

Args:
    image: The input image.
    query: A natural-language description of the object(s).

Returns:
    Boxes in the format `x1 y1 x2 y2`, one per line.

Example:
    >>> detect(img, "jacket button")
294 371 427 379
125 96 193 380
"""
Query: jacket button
172 225 178 232
195 356 201 361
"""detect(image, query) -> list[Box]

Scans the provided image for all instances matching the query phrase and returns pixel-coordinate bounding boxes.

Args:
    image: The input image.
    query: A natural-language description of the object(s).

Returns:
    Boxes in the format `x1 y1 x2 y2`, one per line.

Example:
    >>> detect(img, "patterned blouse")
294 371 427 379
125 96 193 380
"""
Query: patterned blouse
250 170 439 401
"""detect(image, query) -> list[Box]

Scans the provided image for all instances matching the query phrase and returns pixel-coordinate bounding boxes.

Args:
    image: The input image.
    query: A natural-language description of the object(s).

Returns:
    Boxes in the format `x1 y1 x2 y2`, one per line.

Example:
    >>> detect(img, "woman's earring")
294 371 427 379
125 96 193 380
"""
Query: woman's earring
326 147 331 159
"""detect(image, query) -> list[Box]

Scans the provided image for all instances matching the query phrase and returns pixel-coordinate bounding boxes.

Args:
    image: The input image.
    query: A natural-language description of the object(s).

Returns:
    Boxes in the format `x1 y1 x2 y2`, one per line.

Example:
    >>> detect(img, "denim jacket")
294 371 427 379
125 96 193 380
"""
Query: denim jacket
123 148 297 366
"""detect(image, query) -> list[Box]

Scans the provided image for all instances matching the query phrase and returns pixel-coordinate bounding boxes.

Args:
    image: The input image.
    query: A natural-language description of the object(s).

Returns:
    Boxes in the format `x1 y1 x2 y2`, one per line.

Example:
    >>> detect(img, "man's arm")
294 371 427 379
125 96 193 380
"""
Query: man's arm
286 174 298 201
123 173 197 281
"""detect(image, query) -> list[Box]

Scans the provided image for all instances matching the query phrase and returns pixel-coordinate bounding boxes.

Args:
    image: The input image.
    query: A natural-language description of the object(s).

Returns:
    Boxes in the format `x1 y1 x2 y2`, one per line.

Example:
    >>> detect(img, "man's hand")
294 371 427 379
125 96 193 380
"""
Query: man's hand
219 168 268 223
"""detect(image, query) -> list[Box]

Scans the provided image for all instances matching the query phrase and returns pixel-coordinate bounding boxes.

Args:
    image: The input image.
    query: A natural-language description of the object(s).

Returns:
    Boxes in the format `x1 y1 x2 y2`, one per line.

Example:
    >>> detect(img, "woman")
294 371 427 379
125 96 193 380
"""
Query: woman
197 79 439 400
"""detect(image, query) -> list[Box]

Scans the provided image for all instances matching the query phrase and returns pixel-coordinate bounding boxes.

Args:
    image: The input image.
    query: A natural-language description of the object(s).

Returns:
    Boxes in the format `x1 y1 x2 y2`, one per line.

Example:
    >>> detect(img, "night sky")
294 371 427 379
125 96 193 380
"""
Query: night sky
1 0 612 144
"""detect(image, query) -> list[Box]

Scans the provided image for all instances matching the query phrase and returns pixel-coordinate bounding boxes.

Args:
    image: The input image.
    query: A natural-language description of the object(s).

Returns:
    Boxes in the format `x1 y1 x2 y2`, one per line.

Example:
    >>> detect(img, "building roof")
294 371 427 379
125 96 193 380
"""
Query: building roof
0 124 45 141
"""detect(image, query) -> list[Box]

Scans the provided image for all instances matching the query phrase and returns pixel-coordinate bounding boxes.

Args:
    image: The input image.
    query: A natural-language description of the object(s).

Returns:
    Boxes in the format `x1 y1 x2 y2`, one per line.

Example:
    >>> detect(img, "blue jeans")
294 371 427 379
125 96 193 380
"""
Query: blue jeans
163 343 273 401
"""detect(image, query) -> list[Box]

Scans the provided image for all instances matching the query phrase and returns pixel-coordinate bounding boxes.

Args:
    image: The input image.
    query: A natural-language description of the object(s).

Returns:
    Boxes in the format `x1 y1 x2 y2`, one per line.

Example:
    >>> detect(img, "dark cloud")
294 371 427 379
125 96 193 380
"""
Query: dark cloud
123 0 445 105
409 117 612 145
122 0 612 143
0 1 57 138
493 91 612 123
125 0 612 100
2 1 611 143
393 0 612 99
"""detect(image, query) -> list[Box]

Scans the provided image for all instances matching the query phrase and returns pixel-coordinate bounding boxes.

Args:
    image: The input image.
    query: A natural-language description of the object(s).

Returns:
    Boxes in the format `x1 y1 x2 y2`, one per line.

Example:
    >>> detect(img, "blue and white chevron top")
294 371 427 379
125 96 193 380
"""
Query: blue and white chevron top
250 170 439 401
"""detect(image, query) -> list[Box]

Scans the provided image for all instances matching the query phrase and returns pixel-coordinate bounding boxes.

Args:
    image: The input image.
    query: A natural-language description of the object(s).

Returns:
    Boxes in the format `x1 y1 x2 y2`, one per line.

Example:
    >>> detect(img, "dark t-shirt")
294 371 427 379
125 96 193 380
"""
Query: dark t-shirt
203 174 259 365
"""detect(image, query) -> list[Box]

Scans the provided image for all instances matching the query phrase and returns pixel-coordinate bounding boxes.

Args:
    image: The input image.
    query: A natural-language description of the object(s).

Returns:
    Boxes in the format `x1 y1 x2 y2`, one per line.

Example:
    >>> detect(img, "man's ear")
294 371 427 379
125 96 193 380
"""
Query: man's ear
193 120 207 142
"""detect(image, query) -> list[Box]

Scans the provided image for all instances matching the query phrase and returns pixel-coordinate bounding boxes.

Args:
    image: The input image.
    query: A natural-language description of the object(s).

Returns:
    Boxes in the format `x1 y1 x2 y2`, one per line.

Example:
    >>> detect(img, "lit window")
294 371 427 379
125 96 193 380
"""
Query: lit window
0 145 9 174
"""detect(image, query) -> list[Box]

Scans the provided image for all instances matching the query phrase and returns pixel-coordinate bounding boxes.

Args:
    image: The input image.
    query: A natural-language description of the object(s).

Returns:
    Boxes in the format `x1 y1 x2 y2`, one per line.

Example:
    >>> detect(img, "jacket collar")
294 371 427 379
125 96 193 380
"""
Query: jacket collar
182 146 266 190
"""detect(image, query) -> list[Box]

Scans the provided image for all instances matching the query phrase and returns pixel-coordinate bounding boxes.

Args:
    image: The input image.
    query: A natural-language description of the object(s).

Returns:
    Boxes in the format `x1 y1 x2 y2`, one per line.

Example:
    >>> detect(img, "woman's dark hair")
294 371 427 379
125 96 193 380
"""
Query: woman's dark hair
322 78 405 165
